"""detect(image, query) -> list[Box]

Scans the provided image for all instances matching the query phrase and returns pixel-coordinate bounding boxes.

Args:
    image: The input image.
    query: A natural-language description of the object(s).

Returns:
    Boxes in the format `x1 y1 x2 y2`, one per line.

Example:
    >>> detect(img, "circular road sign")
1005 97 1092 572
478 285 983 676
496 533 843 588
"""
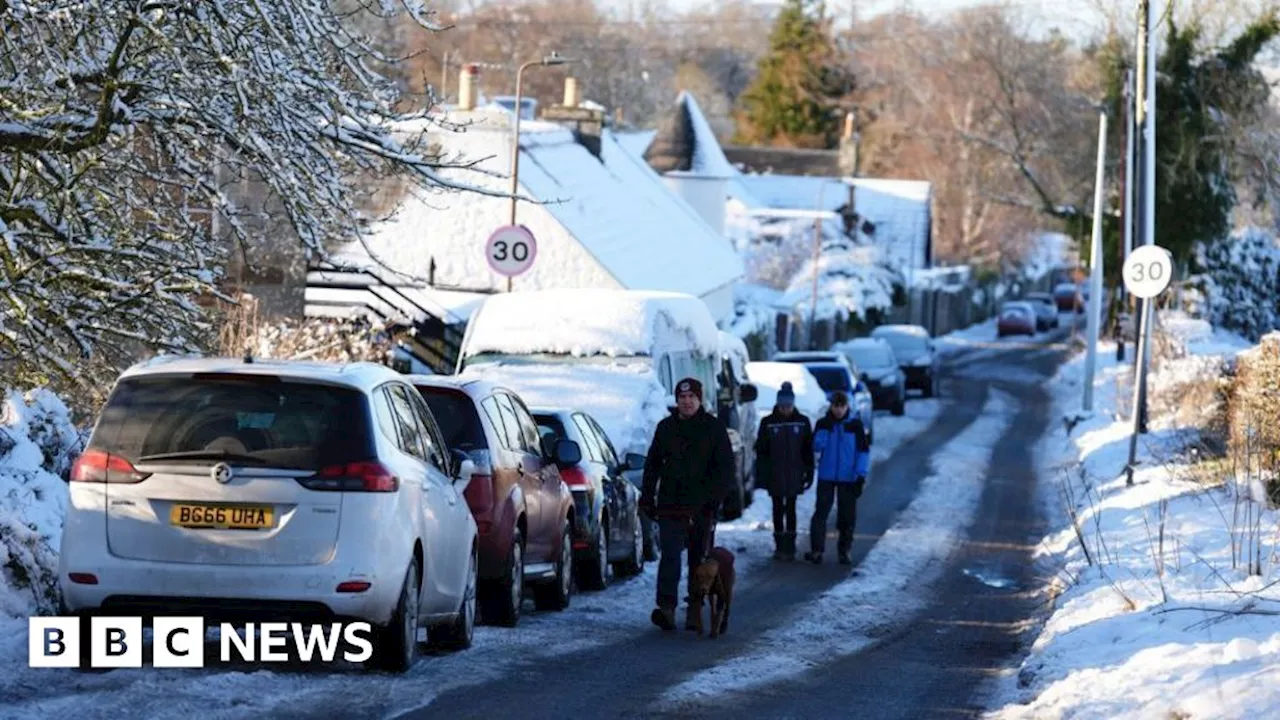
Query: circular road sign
1123 244 1174 300
485 225 537 278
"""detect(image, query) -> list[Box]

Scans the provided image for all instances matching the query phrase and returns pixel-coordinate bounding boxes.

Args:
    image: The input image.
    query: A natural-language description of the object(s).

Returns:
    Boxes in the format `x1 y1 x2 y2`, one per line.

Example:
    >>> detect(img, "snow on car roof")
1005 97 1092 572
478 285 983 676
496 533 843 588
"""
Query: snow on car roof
119 356 399 392
460 289 721 360
872 324 930 337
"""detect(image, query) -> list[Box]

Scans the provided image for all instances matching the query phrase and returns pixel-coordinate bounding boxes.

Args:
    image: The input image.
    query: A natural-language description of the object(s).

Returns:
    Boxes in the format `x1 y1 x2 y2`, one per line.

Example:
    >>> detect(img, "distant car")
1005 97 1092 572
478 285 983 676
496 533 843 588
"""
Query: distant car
869 325 940 398
1053 283 1083 313
998 302 1038 337
532 408 646 591
411 376 577 627
796 360 876 444
1022 292 1060 331
60 358 480 673
841 338 906 416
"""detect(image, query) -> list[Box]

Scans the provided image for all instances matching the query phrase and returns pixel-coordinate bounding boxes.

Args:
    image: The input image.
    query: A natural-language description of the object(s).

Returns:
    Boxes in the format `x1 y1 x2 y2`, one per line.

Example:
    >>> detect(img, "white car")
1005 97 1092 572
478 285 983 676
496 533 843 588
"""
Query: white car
59 357 478 672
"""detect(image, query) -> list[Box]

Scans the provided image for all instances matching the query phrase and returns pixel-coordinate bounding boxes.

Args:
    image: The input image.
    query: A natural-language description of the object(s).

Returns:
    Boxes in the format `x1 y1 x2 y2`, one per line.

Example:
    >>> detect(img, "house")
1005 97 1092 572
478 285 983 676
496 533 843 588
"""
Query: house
309 71 746 372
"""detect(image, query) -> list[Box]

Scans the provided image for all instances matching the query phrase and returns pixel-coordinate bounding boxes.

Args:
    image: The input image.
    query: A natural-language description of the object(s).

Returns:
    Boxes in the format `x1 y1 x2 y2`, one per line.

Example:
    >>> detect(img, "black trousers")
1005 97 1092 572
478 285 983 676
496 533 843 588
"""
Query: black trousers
771 493 798 535
655 512 714 608
809 480 858 555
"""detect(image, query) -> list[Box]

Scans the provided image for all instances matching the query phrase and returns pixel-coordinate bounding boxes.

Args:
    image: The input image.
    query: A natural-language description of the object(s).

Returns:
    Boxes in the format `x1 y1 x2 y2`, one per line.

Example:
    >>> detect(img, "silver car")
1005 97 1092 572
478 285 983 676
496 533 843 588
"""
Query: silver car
59 357 479 672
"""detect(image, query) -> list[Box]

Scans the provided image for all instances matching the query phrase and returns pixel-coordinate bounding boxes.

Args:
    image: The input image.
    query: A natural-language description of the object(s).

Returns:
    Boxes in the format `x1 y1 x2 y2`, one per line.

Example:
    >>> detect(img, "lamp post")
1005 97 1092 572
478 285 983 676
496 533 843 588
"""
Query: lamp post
808 179 847 350
507 53 572 292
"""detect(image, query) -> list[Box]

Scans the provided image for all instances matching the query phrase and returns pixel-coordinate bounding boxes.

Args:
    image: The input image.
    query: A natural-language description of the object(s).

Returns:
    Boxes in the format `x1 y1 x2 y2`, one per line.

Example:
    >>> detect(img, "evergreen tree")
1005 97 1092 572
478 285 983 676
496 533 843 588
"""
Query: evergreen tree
733 0 851 148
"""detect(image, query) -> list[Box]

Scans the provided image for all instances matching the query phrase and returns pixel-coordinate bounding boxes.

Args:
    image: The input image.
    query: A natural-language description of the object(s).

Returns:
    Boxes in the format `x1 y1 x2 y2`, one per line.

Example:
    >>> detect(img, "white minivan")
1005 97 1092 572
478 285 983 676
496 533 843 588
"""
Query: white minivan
453 289 752 521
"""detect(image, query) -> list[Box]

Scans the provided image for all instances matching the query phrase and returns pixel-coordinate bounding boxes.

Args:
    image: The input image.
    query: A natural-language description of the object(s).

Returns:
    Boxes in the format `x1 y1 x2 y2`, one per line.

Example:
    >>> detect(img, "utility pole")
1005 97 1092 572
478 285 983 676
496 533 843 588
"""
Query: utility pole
1083 109 1108 413
1130 0 1152 431
1118 69 1135 362
1136 0 1157 434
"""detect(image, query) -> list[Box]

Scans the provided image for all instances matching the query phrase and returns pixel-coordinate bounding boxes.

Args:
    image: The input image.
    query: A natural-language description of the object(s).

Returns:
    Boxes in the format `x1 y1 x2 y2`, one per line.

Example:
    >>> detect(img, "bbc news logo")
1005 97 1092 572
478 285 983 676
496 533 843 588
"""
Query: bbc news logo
29 617 374 668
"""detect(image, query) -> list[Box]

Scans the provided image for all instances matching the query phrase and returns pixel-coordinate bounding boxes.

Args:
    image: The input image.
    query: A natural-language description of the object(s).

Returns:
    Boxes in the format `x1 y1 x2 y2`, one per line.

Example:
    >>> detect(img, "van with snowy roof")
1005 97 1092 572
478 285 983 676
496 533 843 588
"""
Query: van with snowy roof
454 289 753 521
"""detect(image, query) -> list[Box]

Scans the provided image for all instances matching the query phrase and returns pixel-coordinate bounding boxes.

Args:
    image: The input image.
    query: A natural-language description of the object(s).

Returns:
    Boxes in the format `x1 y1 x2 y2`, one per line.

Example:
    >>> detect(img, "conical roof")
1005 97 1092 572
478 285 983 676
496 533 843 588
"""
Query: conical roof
643 92 736 179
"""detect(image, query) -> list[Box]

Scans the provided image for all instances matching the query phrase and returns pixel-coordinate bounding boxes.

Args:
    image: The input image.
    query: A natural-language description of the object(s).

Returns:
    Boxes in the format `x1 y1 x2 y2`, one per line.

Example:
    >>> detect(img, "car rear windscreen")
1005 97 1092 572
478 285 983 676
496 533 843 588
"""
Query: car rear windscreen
850 347 894 369
90 375 373 469
807 366 851 392
417 387 488 451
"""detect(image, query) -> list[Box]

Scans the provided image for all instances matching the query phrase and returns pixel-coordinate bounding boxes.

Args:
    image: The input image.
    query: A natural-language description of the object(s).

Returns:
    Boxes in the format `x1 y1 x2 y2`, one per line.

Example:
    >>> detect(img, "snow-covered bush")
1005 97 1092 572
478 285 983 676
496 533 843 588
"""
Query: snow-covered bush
780 237 901 324
1190 227 1280 340
1 390 77 617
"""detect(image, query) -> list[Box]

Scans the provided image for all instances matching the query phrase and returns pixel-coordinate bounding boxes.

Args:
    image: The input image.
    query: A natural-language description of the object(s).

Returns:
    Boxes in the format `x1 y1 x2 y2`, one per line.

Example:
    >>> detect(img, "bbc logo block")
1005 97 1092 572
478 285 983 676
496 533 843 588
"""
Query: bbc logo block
29 617 374 668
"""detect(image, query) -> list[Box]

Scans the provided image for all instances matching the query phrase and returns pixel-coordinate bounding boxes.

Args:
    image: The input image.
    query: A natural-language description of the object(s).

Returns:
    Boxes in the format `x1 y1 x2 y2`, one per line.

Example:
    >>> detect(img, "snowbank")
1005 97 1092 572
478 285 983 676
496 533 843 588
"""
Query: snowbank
988 322 1279 720
660 389 1013 708
744 362 829 419
458 289 721 362
0 389 81 618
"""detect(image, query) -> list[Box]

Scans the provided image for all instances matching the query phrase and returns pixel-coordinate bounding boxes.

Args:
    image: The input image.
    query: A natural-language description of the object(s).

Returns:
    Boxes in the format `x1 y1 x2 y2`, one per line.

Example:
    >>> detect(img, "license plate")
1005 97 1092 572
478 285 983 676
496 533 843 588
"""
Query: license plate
169 503 274 529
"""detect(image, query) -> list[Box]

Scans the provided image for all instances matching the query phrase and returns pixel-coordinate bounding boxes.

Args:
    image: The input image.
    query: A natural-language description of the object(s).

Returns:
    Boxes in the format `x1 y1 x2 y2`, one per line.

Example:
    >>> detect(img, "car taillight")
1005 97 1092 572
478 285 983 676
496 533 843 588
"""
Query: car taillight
69 449 149 483
559 465 591 489
463 474 494 512
299 461 399 492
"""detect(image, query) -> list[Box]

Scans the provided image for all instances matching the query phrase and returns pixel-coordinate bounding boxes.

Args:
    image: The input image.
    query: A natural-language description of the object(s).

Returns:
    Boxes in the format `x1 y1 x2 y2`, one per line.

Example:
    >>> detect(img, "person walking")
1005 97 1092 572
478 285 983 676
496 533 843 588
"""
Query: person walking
753 382 814 560
640 377 735 632
804 391 870 566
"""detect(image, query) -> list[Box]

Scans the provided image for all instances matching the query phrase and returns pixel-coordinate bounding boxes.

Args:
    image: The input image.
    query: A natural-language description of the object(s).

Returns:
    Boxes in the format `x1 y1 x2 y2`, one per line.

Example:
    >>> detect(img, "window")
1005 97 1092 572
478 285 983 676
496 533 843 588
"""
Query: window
406 388 449 472
418 387 488 451
492 393 528 453
658 355 673 391
507 394 544 454
479 396 511 450
586 416 618 468
386 384 428 460
572 414 604 463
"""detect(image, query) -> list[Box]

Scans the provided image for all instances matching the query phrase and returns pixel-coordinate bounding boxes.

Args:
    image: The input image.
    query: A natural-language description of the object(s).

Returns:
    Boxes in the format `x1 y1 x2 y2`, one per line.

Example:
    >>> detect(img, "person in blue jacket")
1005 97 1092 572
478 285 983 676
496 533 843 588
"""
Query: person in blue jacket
804 390 871 565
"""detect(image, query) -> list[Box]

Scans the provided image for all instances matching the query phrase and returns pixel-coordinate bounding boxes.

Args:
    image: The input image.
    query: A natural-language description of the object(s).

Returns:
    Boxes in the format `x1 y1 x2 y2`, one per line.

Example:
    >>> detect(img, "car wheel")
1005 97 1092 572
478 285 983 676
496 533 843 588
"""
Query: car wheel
614 508 645 577
533 522 573 611
577 516 609 592
369 561 419 673
480 527 522 627
431 545 477 651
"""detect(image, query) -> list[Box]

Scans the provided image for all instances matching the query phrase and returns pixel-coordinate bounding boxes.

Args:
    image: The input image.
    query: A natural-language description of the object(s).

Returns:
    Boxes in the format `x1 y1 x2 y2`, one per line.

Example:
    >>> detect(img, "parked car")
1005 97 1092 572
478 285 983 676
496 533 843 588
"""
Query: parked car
795 360 876 444
1053 283 1083 313
716 331 760 513
531 408 646 591
454 289 753 523
770 350 875 442
744 361 831 420
997 301 1038 337
59 357 479 672
841 338 906 416
1022 292 1060 331
869 325 940 398
410 375 577 627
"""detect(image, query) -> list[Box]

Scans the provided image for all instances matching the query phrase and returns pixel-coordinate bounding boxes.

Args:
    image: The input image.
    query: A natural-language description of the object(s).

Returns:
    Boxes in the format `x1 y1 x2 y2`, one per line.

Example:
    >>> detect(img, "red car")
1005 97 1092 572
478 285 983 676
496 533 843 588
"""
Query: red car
997 301 1037 337
411 376 578 627
1054 283 1083 313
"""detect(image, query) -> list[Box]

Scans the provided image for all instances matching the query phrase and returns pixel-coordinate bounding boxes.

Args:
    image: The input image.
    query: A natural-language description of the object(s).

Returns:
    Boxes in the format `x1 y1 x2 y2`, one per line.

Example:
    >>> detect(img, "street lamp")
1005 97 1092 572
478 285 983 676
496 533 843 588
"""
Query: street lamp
506 52 573 291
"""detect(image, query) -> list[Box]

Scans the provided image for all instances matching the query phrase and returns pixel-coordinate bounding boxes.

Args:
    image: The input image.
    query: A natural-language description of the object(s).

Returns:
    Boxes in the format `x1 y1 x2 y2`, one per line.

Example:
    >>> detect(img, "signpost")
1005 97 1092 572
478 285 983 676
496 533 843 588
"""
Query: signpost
486 225 537 290
1122 244 1173 486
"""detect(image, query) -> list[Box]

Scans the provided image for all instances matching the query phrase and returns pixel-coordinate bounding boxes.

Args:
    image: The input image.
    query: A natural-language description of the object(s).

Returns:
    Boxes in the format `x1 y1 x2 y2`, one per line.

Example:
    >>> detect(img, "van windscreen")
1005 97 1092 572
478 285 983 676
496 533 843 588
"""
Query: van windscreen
89 375 373 469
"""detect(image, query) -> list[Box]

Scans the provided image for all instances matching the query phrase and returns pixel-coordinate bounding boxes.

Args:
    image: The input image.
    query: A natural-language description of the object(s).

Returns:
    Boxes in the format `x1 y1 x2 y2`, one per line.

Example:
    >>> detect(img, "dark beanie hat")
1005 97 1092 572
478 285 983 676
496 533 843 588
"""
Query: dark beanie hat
777 381 796 405
675 377 703 401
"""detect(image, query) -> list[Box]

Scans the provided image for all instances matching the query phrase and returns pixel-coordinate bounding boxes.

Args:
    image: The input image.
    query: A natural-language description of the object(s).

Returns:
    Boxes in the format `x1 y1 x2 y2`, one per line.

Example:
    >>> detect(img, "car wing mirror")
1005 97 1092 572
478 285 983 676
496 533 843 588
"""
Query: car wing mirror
555 438 582 467
624 452 646 472
739 383 758 403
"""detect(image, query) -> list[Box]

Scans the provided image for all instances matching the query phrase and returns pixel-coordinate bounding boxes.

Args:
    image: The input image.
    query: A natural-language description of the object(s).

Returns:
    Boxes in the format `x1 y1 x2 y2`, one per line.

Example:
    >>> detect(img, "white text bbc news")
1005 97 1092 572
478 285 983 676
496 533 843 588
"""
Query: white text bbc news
28 617 374 668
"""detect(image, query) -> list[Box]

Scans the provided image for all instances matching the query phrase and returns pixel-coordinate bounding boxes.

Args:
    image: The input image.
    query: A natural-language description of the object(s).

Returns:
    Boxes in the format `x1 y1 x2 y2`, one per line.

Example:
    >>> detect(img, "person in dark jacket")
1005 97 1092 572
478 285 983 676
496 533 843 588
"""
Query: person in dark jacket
753 382 814 561
805 391 871 566
641 377 735 632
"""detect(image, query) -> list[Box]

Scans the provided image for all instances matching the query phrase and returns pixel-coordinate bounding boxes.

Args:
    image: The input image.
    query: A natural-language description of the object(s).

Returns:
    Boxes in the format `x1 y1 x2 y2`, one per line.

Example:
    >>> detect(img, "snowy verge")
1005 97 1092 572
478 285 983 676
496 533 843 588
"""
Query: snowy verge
659 389 1015 708
986 326 1280 720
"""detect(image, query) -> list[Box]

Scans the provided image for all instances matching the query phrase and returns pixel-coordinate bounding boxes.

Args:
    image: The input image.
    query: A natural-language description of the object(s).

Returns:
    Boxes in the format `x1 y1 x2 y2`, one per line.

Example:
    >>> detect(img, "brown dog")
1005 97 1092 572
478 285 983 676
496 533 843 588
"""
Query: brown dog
689 546 736 638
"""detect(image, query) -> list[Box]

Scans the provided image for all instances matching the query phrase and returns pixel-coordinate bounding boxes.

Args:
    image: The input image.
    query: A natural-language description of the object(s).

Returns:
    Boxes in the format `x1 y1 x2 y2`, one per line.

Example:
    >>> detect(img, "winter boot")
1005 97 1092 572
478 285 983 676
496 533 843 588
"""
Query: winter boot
651 605 677 632
685 604 700 632
772 533 786 560
803 550 823 564
838 550 853 565
784 533 798 560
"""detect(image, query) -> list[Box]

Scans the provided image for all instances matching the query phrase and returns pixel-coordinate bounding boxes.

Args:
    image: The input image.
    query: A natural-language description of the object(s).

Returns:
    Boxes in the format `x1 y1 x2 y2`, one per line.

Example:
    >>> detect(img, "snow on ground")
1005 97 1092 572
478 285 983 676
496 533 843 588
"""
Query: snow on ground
660 388 1015 708
985 318 1280 720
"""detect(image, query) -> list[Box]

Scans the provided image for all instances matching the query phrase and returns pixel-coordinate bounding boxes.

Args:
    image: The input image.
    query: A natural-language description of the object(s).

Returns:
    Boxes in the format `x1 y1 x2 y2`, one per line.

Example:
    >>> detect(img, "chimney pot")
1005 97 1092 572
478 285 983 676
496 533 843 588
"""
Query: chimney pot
563 77 581 108
458 63 480 111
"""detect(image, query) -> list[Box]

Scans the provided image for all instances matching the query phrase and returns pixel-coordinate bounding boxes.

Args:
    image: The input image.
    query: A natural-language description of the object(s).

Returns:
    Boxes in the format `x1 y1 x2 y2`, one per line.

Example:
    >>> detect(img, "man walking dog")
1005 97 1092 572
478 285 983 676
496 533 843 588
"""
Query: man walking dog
754 382 814 560
641 377 736 632
805 391 871 565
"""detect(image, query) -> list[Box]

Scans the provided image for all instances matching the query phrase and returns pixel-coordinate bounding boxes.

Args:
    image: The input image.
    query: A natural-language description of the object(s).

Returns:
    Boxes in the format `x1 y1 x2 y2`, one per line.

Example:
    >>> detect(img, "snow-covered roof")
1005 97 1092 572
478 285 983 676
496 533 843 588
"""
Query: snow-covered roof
337 109 742 301
614 130 657 159
643 92 736 179
458 288 721 361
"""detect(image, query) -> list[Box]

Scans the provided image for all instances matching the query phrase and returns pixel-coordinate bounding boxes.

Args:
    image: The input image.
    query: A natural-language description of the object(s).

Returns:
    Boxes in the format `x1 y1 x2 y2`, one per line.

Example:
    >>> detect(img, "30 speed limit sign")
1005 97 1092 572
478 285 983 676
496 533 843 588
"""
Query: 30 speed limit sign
485 225 537 277
1122 245 1173 299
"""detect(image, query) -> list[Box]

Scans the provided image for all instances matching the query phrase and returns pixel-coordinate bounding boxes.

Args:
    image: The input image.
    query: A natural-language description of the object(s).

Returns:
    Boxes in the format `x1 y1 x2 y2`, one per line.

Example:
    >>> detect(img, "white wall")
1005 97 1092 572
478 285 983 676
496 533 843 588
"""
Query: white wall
700 282 735 325
662 174 728 237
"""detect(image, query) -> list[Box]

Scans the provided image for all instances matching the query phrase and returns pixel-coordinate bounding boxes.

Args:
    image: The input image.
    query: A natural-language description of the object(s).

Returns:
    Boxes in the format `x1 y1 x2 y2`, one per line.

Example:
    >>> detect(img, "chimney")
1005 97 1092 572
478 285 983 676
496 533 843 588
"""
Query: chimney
563 77 581 108
458 63 479 111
